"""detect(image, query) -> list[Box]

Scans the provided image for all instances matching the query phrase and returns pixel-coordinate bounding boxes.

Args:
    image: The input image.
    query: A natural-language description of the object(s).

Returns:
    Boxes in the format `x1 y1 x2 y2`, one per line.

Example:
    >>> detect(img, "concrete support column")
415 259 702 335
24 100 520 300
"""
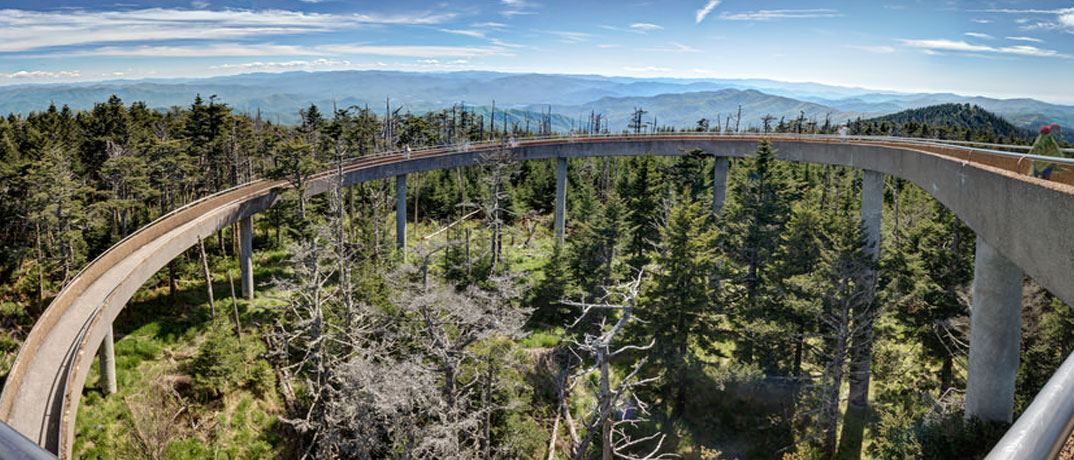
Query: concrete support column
848 170 883 403
713 157 730 217
396 174 407 254
838 170 884 457
966 236 1024 423
554 157 567 245
98 325 117 395
239 216 254 300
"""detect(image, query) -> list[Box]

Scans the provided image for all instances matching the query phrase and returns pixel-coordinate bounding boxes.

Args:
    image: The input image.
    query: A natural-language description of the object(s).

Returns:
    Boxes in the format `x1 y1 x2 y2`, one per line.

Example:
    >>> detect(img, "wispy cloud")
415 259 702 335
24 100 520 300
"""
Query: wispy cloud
964 32 993 39
601 23 663 34
48 43 514 58
696 0 722 23
971 18 992 24
0 8 456 53
630 23 663 32
1007 36 1043 43
501 0 539 17
642 42 701 53
50 43 322 57
535 30 590 43
898 38 1067 58
471 22 508 29
316 44 515 58
973 7 1074 33
440 29 486 39
719 9 842 21
846 45 896 54
0 69 80 79
210 58 350 70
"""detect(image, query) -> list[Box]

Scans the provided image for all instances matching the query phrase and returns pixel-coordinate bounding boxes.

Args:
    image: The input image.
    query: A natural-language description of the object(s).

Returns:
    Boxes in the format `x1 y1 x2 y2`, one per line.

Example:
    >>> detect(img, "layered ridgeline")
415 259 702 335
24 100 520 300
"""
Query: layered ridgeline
523 89 876 133
2 70 1074 132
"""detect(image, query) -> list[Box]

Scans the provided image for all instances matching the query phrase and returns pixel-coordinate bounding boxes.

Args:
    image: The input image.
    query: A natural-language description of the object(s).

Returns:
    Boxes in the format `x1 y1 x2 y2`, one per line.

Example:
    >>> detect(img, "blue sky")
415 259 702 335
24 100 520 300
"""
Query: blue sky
2 1 1074 103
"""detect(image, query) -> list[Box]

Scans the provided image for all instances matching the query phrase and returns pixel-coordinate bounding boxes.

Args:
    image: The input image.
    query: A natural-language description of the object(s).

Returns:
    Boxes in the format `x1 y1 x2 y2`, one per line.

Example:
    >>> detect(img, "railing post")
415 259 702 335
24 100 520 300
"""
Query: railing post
396 174 407 258
966 236 1023 423
713 156 730 216
554 157 567 245
239 216 253 300
98 325 117 396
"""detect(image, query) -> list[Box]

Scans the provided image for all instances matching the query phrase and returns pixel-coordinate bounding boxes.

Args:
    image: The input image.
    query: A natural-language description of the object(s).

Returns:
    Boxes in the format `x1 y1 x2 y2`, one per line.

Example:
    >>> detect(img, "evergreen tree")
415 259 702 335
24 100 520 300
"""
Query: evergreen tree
721 139 797 368
620 155 661 270
633 198 725 419
788 204 877 459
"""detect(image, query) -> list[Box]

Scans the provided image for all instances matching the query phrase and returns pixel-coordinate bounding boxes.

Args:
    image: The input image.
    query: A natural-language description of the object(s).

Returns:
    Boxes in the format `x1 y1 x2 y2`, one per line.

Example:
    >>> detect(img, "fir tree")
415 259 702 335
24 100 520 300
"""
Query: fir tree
633 198 725 419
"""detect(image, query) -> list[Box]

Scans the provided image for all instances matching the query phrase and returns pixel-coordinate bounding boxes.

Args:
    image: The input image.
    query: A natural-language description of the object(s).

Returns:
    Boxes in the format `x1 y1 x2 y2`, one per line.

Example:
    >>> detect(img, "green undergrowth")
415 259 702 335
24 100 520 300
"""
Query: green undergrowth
74 247 289 460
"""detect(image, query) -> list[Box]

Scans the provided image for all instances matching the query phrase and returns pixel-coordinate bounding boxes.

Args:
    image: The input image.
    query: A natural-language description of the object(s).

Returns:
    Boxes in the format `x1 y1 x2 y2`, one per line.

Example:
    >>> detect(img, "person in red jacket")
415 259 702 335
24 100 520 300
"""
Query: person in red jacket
1030 124 1064 179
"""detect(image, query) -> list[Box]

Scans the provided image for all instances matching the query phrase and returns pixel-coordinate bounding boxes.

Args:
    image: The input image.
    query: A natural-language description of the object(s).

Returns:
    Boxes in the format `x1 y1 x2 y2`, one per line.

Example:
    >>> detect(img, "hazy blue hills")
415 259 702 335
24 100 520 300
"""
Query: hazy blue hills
525 89 876 132
1 70 1072 132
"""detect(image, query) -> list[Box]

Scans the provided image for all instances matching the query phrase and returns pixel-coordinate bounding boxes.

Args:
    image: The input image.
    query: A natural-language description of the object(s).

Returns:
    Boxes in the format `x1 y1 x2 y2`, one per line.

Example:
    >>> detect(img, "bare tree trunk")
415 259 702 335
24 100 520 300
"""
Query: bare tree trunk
198 236 216 317
227 270 243 339
35 222 44 313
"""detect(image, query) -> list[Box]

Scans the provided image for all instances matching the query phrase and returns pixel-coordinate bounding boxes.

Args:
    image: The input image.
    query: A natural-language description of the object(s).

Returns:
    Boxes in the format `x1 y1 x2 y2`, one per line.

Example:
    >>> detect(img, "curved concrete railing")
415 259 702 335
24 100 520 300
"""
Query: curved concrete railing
4 134 1074 459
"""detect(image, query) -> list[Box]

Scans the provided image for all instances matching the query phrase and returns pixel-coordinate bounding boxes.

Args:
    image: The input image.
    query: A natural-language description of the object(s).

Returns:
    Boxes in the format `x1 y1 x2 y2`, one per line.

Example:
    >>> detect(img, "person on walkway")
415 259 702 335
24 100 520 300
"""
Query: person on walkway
1030 124 1064 180
404 144 412 160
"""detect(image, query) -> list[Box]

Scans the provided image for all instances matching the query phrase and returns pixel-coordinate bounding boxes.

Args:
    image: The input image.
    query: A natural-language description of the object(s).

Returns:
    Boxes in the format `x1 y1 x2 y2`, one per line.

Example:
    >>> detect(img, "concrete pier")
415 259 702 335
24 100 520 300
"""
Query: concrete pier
966 236 1024 423
837 170 884 457
396 174 407 254
713 157 729 216
239 216 253 300
554 157 567 245
97 326 116 396
848 170 883 406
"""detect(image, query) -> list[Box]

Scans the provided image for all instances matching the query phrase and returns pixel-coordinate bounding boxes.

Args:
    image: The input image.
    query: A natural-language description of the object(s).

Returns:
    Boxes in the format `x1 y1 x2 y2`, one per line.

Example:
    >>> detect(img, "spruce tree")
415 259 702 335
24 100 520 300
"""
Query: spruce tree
620 155 661 270
721 139 797 368
633 198 725 419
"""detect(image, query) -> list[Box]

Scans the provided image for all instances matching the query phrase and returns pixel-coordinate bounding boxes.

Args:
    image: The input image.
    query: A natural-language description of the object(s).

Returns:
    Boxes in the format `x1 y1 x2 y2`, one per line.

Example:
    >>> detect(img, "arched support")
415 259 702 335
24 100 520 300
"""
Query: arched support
554 157 567 245
396 174 407 256
713 156 729 216
97 326 116 396
966 236 1024 423
238 216 253 300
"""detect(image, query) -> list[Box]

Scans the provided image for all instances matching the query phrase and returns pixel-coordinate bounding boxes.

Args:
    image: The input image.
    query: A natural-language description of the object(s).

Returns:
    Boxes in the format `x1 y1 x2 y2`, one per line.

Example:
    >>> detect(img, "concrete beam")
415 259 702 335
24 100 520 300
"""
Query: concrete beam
554 157 567 245
396 174 407 255
966 236 1024 423
97 326 116 396
238 216 253 300
713 156 729 216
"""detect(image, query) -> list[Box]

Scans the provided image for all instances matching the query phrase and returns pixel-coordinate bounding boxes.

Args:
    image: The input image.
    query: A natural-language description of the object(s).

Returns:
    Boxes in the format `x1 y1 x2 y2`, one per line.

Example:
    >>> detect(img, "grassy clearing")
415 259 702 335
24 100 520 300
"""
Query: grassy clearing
74 248 289 460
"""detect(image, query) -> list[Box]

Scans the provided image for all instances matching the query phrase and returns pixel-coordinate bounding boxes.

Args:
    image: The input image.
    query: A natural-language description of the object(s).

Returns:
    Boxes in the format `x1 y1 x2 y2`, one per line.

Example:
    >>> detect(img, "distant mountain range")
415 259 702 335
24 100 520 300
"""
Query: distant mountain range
1 70 1071 134
525 89 876 133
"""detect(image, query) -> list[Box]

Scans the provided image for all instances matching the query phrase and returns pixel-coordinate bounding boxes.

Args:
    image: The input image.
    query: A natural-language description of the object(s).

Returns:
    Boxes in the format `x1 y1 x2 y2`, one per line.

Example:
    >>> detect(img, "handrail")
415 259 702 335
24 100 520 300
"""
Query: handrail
0 420 56 460
987 349 1074 459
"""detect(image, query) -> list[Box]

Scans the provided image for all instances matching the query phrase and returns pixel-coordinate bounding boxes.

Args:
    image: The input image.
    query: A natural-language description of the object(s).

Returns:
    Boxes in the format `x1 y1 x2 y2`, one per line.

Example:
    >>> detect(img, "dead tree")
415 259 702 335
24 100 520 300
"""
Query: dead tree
561 271 674 460
477 142 519 272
